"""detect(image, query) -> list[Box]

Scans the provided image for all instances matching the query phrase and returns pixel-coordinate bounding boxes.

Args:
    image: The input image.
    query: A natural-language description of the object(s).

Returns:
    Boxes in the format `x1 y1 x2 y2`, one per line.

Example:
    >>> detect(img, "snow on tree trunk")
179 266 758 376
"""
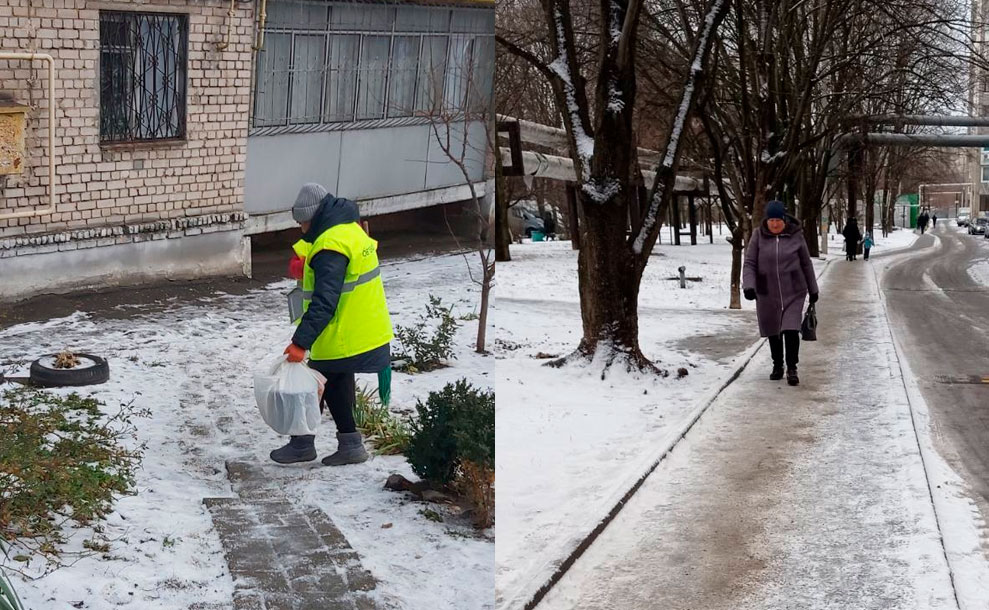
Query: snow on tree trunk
570 186 648 367
633 0 730 256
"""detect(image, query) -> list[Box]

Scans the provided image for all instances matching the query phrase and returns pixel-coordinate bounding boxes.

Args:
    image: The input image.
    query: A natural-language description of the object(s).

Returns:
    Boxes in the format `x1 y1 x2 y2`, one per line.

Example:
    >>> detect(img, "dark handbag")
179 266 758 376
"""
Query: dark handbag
801 303 818 341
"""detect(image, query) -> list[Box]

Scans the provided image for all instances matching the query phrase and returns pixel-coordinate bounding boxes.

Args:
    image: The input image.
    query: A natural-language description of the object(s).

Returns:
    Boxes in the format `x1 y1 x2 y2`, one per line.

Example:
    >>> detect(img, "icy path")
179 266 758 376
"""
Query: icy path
539 260 957 609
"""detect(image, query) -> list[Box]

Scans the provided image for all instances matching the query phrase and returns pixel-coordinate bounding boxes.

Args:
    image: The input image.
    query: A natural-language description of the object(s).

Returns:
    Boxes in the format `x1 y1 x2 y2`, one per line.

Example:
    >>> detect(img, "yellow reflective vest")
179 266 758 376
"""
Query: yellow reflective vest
301 223 393 360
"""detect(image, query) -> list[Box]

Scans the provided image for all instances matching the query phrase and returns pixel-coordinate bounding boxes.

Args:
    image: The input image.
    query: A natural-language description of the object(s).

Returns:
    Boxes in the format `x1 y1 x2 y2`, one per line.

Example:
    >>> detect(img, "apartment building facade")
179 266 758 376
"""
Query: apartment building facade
0 0 493 301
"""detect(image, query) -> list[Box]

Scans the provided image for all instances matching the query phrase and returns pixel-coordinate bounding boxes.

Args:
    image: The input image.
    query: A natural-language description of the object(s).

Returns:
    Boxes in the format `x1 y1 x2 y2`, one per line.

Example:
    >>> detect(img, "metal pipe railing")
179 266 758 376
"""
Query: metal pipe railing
0 52 56 221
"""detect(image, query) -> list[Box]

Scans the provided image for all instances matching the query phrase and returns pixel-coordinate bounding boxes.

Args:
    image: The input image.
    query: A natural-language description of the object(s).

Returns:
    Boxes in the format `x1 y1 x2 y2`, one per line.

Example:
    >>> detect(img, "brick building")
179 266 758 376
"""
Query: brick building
0 0 493 301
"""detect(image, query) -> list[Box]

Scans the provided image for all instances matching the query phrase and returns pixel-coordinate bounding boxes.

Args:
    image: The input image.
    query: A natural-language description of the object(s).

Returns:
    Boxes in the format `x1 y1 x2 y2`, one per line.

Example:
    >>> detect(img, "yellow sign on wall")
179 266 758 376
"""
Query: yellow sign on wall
0 104 29 176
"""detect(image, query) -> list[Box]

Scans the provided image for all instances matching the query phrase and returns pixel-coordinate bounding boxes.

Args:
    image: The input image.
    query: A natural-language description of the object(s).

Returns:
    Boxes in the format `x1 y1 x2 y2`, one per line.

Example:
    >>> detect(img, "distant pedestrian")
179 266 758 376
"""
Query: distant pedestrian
863 232 874 260
932 214 938 227
842 218 862 261
543 212 557 240
918 211 929 234
743 200 820 387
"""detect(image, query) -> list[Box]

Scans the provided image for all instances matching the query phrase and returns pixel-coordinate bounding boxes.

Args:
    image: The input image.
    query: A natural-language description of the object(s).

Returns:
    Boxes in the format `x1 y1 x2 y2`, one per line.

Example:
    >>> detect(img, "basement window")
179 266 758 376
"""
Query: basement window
99 11 188 143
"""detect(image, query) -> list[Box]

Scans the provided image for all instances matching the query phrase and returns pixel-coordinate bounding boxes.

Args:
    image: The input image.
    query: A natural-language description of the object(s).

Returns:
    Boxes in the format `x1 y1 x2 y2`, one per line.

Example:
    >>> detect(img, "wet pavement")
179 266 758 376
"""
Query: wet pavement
537 256 954 610
205 461 379 610
881 225 989 524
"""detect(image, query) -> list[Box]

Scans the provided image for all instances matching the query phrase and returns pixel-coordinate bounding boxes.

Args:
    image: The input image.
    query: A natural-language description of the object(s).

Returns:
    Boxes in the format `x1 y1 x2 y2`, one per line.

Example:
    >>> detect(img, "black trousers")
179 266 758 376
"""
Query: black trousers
306 365 357 434
768 330 800 368
864 247 871 260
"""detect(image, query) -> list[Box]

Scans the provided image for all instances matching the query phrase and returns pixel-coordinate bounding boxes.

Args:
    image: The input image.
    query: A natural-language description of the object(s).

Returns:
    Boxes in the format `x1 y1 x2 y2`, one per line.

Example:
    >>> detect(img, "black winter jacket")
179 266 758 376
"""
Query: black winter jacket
291 194 390 372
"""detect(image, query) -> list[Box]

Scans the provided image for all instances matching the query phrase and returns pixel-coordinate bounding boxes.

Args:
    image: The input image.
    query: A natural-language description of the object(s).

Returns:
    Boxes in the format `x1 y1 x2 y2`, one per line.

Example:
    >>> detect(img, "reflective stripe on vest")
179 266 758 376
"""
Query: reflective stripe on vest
300 267 380 301
342 267 381 292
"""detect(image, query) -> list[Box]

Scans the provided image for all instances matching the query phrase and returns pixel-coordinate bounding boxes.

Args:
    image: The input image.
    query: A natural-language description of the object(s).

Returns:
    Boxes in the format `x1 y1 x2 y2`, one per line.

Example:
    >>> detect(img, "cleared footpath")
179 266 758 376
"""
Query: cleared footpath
538 257 958 610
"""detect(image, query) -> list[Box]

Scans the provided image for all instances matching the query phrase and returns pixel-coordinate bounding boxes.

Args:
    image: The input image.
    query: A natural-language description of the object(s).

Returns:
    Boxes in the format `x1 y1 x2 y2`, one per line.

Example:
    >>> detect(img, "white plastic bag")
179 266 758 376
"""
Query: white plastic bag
253 356 326 436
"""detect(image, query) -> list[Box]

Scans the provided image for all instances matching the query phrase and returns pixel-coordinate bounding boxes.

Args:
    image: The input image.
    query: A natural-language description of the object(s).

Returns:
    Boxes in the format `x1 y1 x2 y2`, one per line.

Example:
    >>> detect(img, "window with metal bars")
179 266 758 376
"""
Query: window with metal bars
99 11 188 143
252 1 494 132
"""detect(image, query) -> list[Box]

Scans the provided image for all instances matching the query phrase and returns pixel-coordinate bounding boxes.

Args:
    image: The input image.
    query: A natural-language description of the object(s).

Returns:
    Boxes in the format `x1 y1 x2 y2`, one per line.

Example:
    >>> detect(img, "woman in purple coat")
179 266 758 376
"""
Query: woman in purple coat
742 201 820 386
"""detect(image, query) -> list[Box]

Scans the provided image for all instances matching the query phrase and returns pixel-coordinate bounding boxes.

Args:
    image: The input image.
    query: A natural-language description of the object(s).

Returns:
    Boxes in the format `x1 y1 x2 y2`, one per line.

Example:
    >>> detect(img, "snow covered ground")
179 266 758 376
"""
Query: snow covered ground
0 253 493 610
495 237 824 609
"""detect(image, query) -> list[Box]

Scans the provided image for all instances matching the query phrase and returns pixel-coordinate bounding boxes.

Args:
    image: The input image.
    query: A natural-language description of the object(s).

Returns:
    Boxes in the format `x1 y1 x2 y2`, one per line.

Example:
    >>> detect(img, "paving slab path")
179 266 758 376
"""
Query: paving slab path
205 461 380 610
538 257 958 609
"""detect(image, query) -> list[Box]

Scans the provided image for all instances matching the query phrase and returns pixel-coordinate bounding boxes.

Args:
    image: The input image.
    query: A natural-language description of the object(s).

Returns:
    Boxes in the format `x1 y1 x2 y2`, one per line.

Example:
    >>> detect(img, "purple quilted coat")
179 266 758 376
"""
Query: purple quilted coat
743 218 819 337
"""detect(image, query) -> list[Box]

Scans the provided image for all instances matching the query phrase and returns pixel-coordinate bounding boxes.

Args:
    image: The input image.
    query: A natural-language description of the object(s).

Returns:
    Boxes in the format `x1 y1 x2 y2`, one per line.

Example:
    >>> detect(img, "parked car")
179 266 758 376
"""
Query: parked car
957 208 972 226
508 206 546 240
972 217 989 235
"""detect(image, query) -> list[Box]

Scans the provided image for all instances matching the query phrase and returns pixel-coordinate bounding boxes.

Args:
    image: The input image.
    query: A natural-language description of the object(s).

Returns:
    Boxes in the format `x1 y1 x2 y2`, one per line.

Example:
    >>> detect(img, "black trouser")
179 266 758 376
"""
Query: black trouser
306 367 357 434
864 247 871 260
768 330 800 369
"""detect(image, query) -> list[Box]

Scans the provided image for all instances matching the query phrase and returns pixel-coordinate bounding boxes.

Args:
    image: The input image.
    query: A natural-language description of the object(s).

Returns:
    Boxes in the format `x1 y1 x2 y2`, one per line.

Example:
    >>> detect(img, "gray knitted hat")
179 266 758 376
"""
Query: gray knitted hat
292 183 329 223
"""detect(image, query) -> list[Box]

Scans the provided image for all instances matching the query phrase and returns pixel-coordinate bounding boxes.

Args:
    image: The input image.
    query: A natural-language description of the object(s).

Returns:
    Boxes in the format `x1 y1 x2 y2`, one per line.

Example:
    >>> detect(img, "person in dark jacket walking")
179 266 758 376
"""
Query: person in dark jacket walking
743 201 820 386
918 211 929 234
271 183 393 466
932 213 938 228
841 218 862 261
543 211 557 240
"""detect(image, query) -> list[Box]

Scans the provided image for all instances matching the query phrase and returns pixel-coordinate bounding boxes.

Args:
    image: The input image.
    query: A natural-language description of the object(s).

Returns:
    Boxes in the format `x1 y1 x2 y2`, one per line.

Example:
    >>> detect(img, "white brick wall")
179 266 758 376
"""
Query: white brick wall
0 0 253 240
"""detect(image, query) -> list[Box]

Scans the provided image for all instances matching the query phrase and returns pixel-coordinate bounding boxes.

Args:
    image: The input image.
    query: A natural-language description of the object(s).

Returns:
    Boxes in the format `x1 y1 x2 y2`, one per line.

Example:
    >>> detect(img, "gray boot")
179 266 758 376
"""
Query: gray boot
321 432 369 466
270 435 317 464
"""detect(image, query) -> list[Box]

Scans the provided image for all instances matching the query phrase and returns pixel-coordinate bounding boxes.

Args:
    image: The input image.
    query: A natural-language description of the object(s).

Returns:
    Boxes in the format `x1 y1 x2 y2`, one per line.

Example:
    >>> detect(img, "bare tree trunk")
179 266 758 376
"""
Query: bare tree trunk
728 225 745 310
495 146 512 261
571 184 647 365
476 259 492 353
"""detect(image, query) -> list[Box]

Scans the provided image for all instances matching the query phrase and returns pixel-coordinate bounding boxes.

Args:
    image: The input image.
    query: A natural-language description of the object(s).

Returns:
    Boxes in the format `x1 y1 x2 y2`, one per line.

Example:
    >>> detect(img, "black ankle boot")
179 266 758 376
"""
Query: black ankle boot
270 435 317 464
787 367 799 386
770 363 784 381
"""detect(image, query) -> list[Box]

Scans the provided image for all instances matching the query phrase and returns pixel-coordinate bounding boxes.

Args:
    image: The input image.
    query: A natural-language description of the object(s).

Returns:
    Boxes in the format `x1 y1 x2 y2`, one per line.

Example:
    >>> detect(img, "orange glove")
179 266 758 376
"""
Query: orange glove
288 255 305 280
284 343 306 363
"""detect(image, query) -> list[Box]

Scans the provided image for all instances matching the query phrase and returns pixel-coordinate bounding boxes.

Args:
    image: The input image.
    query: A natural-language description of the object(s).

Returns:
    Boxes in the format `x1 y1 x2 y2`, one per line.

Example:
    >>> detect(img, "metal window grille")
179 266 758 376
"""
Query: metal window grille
252 1 493 134
100 11 188 143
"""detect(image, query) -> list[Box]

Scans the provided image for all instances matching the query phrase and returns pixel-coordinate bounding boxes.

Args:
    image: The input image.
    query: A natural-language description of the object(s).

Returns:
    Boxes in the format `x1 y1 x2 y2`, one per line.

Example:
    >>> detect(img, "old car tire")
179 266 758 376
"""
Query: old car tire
29 354 110 388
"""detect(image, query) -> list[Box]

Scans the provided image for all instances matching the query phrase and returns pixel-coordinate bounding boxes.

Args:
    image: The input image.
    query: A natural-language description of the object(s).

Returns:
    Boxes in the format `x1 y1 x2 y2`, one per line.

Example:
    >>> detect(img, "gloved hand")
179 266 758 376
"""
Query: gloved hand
288 255 305 280
809 292 819 304
284 343 307 363
743 288 757 301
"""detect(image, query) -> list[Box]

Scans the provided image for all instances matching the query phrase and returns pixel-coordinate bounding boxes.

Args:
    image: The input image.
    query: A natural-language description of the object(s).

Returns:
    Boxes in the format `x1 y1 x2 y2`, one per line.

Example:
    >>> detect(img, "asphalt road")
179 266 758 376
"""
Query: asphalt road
882 223 989 506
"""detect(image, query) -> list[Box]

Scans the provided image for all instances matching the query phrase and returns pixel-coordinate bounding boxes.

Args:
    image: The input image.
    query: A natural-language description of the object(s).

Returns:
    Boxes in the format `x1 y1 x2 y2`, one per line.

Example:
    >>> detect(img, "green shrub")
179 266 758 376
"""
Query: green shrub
0 388 146 562
353 385 410 455
394 295 460 373
406 380 495 485
405 380 495 528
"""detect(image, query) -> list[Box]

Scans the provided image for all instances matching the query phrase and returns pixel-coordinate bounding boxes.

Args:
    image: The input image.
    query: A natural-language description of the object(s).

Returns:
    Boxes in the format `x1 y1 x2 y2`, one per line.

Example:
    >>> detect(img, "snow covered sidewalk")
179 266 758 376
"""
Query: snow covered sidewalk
538 259 957 609
0 253 493 610
495 240 770 609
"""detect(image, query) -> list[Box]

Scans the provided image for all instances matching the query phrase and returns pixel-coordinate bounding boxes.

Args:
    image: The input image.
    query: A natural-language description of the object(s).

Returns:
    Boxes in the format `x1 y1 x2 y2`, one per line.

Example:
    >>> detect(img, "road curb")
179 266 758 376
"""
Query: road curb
516 257 837 610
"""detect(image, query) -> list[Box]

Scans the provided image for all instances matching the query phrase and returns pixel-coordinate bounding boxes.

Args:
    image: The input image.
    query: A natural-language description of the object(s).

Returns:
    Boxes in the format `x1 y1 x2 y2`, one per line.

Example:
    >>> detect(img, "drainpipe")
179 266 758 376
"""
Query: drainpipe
252 0 268 51
0 52 56 221
216 0 237 50
247 0 268 125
